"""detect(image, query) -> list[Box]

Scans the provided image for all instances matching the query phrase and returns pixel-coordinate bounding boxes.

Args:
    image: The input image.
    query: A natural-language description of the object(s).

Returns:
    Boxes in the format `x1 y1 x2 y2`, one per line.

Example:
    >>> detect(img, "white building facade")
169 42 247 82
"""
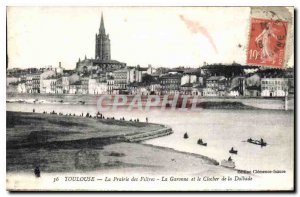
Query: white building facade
261 78 289 97
89 79 108 94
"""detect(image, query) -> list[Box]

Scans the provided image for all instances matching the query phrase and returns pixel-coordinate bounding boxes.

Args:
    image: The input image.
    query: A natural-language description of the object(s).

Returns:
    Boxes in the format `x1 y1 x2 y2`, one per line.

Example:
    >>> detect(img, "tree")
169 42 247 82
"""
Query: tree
142 74 155 85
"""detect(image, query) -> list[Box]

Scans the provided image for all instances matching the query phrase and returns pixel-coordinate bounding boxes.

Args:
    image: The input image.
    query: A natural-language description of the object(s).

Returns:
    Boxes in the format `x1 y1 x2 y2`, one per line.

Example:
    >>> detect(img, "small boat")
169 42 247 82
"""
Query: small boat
229 147 238 154
183 132 189 139
197 139 207 146
79 101 85 105
221 159 236 169
247 138 267 146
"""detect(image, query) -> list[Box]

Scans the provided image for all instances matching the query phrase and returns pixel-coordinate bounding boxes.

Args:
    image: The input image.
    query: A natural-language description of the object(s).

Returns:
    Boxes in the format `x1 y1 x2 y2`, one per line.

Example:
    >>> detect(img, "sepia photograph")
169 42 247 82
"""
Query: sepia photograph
5 6 294 191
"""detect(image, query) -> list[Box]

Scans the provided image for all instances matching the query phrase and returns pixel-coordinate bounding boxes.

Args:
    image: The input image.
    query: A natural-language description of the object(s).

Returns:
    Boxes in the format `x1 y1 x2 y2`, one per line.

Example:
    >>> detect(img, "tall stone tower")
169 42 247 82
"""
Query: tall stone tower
95 13 111 60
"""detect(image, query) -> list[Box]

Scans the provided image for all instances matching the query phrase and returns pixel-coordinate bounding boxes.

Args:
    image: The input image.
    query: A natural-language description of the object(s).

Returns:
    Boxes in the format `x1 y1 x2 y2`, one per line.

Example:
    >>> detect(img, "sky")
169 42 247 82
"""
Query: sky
7 7 292 69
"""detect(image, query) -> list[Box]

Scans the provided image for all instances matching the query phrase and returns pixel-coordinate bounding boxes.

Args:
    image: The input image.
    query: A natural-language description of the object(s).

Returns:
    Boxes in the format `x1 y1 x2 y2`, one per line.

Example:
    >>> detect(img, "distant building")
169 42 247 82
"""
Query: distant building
135 65 148 83
81 78 89 94
149 82 161 95
127 65 155 83
113 68 128 94
229 76 248 96
25 73 41 93
192 84 204 96
89 78 107 94
76 13 126 75
127 67 136 83
95 13 110 60
6 77 20 93
167 68 185 75
238 74 261 97
203 76 226 97
69 81 83 94
32 74 41 93
261 78 288 97
245 86 261 97
76 58 126 75
137 86 150 95
6 84 18 93
6 77 19 85
288 78 294 95
206 76 226 89
128 82 150 95
60 73 80 94
238 77 246 96
56 62 64 75
228 90 239 97
160 74 182 95
127 82 138 95
17 82 26 93
284 68 294 95
181 74 197 85
62 76 70 94
198 76 204 86
180 83 194 95
246 74 261 87
56 78 63 94
40 69 57 79
40 69 57 93
107 77 114 94
146 65 155 75
40 78 57 94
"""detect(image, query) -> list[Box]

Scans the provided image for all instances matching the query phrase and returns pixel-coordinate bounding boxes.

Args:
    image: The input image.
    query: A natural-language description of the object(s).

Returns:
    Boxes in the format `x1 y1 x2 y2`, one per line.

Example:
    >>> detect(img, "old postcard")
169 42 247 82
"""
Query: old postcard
6 6 294 191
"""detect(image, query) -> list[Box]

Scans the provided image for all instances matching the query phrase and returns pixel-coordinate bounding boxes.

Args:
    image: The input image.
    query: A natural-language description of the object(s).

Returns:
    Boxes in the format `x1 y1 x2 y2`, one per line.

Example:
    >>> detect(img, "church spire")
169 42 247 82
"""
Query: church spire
95 12 111 60
99 12 105 35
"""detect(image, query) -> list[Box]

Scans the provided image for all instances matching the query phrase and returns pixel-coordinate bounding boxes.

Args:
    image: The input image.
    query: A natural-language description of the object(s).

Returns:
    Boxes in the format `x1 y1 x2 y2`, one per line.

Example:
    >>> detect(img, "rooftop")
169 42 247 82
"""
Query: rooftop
167 68 185 73
181 83 194 87
246 85 261 91
193 84 205 89
45 76 59 80
207 76 225 81
70 81 82 85
137 67 148 71
91 59 126 65
160 73 183 79
230 86 239 91
113 68 128 73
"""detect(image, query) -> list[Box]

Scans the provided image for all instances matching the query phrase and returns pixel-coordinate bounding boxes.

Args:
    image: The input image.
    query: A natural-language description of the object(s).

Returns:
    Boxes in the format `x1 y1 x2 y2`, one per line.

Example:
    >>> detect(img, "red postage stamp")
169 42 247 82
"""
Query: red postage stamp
247 18 288 68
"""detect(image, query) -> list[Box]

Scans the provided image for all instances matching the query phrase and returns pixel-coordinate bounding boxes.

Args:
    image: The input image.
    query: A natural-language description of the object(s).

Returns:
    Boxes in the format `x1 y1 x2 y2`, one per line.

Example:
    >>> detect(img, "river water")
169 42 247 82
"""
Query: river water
7 102 294 173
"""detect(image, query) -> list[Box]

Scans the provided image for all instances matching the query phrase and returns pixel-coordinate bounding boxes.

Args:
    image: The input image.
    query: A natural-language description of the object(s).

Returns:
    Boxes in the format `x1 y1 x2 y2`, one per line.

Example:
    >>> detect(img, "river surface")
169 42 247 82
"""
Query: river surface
7 102 294 173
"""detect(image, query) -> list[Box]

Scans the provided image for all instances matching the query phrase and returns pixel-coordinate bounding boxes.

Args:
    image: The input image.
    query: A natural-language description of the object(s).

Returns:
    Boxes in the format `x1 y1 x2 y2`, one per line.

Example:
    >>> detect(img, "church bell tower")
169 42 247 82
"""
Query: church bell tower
95 13 111 60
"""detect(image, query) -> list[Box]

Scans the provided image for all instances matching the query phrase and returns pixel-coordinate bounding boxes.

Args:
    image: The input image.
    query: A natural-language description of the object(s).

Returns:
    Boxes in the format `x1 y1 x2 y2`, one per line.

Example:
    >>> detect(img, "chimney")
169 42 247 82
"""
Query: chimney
59 62 61 68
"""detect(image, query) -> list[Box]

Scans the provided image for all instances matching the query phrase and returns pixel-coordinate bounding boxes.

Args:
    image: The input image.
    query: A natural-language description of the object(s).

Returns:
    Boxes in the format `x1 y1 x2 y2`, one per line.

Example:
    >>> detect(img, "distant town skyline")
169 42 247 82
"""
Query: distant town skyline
7 7 293 69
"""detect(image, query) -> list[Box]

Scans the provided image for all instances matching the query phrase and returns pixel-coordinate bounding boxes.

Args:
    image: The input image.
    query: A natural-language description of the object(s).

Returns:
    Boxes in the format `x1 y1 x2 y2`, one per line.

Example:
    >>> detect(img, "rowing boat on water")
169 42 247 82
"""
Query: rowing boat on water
247 138 267 146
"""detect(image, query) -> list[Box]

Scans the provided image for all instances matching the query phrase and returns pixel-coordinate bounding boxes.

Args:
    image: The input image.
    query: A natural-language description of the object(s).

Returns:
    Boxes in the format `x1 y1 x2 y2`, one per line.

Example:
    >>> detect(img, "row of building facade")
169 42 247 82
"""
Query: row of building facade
7 64 293 98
